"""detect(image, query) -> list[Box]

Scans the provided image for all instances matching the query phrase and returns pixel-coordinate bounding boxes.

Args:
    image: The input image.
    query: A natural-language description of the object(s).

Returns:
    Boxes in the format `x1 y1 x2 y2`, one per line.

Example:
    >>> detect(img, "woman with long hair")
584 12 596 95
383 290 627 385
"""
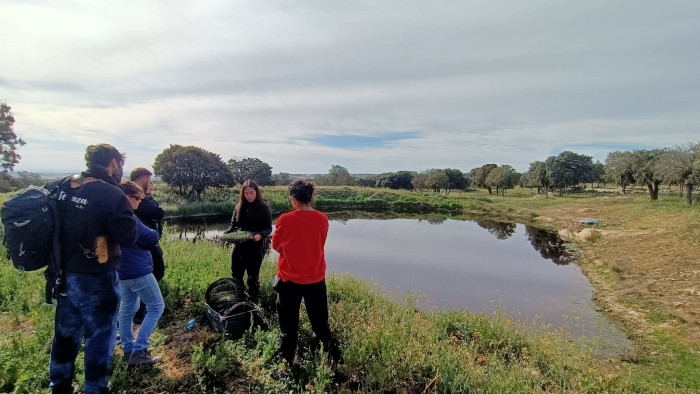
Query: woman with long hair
224 180 272 302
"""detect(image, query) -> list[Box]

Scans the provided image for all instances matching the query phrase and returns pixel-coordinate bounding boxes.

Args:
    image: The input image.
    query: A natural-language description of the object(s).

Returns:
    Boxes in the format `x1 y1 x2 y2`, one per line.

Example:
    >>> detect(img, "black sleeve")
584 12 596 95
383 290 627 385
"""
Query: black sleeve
223 209 239 234
108 193 138 247
135 197 165 221
259 203 273 239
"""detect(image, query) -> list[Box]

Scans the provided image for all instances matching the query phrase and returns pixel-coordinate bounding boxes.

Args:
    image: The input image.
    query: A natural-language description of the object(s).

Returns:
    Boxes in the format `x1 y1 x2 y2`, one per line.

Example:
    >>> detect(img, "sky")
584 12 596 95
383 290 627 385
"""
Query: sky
3 0 699 175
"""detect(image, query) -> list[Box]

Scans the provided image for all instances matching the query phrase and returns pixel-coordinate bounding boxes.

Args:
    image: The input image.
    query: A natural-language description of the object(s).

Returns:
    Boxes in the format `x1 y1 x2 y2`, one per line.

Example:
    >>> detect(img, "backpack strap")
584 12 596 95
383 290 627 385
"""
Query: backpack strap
70 176 103 189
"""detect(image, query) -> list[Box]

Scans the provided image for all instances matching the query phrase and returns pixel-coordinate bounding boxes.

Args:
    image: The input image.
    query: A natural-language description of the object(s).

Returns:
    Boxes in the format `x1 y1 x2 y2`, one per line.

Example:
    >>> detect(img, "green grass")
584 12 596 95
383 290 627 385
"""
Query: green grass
2 236 696 393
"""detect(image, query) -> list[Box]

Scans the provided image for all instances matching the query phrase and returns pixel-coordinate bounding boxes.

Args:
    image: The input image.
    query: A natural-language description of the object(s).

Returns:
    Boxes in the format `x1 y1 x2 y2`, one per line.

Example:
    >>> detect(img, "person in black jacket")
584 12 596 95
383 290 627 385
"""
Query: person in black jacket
130 167 164 277
129 167 165 324
49 144 137 394
224 180 272 302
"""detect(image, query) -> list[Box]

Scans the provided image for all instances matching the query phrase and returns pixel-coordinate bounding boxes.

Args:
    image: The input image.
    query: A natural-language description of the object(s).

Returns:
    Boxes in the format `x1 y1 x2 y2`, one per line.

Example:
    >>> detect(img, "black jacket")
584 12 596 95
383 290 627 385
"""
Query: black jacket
224 200 273 239
134 195 164 237
55 169 137 273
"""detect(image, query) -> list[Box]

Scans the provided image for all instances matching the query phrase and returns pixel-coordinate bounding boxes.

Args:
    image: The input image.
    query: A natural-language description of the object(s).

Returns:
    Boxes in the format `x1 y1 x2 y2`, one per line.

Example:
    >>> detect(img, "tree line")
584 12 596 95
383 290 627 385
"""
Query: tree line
1 102 698 204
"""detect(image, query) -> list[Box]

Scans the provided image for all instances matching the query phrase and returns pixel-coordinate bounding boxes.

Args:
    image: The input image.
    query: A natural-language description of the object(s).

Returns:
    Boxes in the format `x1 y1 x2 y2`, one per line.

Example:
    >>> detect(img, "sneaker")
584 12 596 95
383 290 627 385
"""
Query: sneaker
128 349 161 365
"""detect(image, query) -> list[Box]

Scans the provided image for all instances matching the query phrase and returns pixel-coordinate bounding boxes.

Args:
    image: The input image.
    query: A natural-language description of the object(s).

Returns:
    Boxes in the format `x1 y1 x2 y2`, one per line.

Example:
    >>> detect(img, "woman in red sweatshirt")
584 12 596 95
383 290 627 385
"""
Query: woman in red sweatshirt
271 180 340 364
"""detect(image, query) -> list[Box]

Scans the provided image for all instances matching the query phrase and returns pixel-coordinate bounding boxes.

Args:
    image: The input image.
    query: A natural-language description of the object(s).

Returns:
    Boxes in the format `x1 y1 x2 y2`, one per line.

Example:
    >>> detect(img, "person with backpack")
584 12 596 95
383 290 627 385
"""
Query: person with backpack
223 179 272 303
128 167 165 324
117 180 164 365
49 144 137 394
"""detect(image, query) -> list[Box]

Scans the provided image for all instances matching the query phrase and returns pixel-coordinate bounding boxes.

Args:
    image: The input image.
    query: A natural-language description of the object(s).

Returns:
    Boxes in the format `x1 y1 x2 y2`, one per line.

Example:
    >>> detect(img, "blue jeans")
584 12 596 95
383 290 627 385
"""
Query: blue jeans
118 273 164 354
50 271 119 394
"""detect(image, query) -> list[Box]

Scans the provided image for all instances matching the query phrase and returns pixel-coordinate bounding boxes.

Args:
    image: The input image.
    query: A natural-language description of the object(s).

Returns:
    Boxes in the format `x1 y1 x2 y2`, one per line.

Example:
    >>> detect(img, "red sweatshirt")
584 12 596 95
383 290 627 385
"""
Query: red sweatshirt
272 209 328 284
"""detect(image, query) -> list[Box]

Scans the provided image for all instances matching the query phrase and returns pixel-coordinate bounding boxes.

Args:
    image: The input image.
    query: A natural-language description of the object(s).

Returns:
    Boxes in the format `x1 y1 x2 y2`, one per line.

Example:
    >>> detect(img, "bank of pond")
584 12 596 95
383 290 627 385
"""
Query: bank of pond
0 210 694 392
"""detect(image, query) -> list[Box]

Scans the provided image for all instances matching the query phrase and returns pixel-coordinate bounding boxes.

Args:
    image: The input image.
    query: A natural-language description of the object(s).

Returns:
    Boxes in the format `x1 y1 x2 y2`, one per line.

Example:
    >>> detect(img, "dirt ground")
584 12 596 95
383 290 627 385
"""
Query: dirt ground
527 195 700 348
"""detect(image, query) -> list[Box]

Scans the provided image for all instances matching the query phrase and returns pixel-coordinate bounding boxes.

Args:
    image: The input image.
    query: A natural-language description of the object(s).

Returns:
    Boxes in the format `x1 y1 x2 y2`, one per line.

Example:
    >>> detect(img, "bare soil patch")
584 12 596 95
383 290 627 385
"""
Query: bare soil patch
526 197 700 347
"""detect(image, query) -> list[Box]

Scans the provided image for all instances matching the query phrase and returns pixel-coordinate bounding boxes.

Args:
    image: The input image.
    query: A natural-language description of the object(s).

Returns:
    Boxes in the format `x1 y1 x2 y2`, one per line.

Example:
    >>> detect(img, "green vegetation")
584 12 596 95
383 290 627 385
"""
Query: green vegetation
154 185 471 217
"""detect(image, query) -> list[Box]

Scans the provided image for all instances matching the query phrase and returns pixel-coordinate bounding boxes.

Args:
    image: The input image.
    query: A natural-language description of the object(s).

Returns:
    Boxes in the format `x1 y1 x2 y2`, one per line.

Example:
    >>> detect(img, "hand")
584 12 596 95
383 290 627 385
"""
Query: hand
253 233 262 242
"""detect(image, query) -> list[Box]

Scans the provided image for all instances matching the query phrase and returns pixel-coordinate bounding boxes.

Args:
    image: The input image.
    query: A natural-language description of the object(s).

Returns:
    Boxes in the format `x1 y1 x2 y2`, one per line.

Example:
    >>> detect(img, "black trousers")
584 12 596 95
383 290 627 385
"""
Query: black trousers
275 279 338 363
231 240 265 301
151 244 165 282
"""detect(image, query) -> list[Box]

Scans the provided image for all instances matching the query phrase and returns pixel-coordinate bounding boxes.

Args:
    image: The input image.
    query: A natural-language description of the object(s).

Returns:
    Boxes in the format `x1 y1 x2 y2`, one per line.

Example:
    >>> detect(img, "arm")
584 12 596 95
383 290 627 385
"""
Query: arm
259 203 273 238
135 218 160 248
223 209 239 234
135 197 165 221
253 203 273 241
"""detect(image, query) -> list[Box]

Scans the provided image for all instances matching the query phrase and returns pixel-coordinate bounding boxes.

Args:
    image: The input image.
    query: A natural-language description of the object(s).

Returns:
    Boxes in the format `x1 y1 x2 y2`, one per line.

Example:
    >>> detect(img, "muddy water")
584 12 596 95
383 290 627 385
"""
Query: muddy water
169 214 630 353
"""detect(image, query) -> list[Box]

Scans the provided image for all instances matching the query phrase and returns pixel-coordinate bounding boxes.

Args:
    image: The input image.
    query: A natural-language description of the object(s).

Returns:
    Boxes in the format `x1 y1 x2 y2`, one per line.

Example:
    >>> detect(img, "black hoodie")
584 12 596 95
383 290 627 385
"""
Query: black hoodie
55 168 137 273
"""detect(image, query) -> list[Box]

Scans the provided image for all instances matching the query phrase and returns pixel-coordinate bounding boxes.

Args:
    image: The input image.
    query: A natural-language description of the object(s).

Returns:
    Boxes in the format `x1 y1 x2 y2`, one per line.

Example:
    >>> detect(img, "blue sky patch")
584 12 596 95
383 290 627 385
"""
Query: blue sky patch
312 132 419 149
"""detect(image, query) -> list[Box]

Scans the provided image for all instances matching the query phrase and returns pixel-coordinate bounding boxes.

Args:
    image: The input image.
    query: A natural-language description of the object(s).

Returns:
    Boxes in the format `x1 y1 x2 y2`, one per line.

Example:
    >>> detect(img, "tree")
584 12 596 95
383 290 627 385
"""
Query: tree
655 144 699 204
473 164 498 194
520 161 549 194
0 102 26 172
272 172 292 186
590 161 606 188
485 165 518 197
227 157 273 185
425 169 449 193
326 165 354 186
630 149 664 200
545 151 595 196
604 151 636 194
411 172 430 191
354 175 378 187
16 171 47 187
0 173 23 192
153 145 234 200
376 171 416 190
443 168 469 195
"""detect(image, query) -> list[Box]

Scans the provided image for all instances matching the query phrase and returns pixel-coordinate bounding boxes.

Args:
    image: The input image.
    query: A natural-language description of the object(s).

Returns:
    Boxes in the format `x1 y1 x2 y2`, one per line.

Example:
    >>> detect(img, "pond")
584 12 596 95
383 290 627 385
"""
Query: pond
168 213 629 353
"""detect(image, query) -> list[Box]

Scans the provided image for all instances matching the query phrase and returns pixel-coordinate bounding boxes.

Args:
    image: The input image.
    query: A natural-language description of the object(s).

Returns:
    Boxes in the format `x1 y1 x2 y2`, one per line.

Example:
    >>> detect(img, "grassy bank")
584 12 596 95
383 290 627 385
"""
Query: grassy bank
153 185 470 217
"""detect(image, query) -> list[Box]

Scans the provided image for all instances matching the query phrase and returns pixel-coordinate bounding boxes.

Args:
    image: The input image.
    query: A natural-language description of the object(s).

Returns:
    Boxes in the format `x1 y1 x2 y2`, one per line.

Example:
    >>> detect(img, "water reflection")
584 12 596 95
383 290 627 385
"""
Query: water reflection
475 219 517 240
525 226 576 265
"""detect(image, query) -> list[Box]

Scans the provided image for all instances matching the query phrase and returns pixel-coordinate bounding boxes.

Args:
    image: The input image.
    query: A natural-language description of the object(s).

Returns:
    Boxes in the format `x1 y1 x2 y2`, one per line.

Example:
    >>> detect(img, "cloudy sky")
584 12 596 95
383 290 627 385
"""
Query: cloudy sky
3 0 699 174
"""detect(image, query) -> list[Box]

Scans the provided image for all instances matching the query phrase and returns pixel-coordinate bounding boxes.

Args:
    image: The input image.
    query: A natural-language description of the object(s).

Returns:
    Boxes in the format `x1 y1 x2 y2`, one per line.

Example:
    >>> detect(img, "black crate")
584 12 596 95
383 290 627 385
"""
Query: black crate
205 302 255 339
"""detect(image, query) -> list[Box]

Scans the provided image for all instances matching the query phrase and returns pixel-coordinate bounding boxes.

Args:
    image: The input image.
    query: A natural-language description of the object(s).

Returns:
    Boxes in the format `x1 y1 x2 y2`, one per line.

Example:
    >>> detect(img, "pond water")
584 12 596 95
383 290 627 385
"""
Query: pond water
168 213 629 353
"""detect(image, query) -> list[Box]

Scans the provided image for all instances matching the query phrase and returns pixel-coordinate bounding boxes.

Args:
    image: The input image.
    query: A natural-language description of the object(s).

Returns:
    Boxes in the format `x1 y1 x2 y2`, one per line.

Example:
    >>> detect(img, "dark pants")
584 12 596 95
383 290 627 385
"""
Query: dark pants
151 244 165 282
50 271 120 394
231 240 265 301
275 279 338 363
